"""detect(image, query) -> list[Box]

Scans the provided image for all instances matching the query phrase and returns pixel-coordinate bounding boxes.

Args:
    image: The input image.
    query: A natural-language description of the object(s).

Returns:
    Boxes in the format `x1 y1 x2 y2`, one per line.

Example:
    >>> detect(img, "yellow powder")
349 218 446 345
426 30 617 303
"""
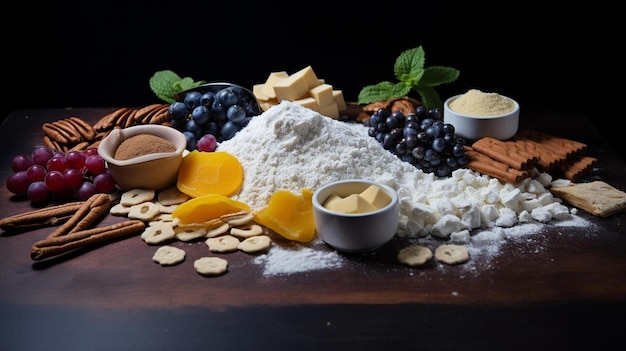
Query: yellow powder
449 89 515 116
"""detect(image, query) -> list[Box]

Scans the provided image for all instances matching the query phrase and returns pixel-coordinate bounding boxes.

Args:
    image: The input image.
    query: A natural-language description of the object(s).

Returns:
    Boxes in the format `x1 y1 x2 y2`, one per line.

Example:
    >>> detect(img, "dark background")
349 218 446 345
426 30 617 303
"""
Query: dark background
4 1 622 159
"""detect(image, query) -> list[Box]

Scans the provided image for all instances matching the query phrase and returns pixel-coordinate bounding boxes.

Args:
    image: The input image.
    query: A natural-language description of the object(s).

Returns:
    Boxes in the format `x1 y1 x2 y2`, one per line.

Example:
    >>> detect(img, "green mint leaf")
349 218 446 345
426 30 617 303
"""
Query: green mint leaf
420 66 461 87
358 45 459 110
394 46 425 86
149 70 182 103
178 77 206 91
413 86 442 111
357 81 411 105
149 70 206 103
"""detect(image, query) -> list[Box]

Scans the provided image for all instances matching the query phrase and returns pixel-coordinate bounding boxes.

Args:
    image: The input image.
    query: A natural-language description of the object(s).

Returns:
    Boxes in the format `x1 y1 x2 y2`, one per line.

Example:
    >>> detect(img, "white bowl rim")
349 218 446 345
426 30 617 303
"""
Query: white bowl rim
313 179 399 217
98 125 187 166
444 94 519 119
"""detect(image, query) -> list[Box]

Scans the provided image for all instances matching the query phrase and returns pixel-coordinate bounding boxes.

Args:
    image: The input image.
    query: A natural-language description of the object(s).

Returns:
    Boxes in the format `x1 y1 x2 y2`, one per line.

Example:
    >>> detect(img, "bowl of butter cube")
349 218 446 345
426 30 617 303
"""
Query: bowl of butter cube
312 179 399 253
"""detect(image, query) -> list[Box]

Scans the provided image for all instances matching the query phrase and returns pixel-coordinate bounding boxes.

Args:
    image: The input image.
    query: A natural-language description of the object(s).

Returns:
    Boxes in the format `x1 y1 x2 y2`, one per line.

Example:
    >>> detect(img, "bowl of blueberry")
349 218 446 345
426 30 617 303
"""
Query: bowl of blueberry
168 83 263 152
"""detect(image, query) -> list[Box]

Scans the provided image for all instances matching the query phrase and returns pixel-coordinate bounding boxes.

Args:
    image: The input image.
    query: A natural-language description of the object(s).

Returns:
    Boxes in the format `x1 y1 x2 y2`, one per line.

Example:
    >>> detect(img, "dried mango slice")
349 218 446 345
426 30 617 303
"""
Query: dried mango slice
253 188 315 243
172 193 250 225
176 150 243 198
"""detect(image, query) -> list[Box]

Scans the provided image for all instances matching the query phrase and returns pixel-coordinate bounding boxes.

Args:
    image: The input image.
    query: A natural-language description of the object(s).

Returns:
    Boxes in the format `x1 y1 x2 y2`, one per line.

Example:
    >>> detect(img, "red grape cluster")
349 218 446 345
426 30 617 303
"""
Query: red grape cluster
6 145 118 204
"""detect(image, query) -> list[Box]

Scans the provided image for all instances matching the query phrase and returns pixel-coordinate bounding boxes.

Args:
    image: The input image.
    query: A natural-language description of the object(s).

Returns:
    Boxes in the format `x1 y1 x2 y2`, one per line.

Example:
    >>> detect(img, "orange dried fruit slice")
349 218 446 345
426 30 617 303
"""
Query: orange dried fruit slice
176 150 243 198
253 188 315 243
172 193 250 225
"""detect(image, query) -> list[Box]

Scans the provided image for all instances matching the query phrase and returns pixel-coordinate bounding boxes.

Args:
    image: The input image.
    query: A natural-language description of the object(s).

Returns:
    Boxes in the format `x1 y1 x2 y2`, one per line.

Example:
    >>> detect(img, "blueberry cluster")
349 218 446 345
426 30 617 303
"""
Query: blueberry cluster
366 106 469 177
168 84 262 151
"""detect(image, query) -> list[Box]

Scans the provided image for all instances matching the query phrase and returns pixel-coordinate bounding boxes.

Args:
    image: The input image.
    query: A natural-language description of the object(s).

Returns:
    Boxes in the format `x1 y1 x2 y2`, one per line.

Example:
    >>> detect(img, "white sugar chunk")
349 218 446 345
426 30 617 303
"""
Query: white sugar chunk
480 204 499 226
431 214 469 239
551 178 572 188
450 229 471 244
522 198 543 212
461 205 482 229
530 206 553 222
526 178 548 194
478 187 499 204
544 202 571 220
451 193 471 209
500 188 521 211
495 207 517 227
518 210 533 223
431 197 456 216
537 192 556 206
535 172 553 187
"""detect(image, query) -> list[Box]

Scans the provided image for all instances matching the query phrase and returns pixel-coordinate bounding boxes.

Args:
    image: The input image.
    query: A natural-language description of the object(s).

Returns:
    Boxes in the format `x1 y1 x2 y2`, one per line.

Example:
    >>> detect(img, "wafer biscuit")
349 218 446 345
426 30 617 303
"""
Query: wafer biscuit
556 156 597 181
463 146 531 183
512 129 587 171
471 137 538 170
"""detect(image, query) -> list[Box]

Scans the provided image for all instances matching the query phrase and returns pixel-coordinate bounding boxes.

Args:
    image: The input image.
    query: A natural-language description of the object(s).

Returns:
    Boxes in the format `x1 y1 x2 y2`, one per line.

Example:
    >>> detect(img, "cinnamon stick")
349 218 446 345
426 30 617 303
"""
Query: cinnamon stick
30 220 145 260
46 193 111 238
0 201 85 232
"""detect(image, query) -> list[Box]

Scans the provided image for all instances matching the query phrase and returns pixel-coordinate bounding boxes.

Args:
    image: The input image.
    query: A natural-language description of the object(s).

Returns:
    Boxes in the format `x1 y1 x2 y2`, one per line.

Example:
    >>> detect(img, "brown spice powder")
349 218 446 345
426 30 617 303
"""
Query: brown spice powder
114 134 176 160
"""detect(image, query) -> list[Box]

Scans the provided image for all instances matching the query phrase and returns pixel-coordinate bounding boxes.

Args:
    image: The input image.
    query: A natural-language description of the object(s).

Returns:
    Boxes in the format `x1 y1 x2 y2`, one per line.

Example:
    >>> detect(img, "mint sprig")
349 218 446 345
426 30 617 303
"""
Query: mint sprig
357 46 460 110
149 70 206 103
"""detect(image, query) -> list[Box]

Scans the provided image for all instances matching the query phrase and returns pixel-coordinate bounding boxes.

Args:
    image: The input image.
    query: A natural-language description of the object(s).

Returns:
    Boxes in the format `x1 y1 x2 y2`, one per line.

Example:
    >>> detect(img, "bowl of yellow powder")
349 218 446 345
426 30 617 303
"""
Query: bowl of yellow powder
443 89 519 141
98 124 187 191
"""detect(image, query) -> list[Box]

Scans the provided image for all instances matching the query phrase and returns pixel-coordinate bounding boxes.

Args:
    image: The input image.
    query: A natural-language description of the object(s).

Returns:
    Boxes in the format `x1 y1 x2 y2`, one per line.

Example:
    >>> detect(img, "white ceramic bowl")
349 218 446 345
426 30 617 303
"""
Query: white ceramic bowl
98 124 187 191
312 179 399 253
443 94 520 141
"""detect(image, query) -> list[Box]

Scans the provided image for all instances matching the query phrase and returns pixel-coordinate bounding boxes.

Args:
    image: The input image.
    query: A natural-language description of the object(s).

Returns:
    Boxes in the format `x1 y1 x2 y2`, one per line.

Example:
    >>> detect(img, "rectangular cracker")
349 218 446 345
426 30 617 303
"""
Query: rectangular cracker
550 181 626 217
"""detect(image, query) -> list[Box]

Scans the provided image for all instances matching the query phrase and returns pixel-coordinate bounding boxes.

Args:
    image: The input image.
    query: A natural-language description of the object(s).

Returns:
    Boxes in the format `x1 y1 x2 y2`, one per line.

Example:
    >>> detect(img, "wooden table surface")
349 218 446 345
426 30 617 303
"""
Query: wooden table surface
1 107 625 350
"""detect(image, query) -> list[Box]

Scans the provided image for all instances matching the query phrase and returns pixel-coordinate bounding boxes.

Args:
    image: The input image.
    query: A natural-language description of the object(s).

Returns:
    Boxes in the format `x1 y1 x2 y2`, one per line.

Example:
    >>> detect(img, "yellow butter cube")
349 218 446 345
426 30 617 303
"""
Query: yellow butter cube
327 194 377 214
260 71 289 99
309 84 334 109
293 96 318 111
333 90 347 111
318 102 339 119
359 185 391 209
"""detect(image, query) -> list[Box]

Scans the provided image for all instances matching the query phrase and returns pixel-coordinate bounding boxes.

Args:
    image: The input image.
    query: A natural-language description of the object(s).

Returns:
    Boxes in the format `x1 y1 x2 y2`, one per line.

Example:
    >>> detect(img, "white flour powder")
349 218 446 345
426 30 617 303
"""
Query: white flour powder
217 101 585 275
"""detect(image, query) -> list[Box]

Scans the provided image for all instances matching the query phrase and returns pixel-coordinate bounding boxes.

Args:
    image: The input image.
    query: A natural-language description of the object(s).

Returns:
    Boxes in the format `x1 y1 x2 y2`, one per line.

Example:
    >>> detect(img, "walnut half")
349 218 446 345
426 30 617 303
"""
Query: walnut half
357 96 422 123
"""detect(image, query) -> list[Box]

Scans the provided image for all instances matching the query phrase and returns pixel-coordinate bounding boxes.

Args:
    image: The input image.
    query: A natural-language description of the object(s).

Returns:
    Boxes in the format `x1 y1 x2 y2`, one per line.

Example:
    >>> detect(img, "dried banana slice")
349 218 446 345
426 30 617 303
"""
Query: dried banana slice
174 224 207 242
152 245 186 266
121 188 155 206
206 235 240 253
397 245 433 267
194 257 228 276
237 235 271 253
141 223 176 245
128 201 160 221
230 224 264 238
434 244 469 265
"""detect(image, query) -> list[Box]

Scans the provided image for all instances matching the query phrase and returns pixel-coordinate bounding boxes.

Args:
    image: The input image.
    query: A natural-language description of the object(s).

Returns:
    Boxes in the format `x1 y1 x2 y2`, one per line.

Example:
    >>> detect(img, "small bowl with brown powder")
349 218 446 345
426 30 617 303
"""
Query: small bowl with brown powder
98 124 187 191
443 89 520 141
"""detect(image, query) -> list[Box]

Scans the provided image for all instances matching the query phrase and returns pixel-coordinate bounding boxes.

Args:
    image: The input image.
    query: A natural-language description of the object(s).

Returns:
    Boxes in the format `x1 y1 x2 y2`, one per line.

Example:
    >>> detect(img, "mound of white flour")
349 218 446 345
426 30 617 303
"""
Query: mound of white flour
217 101 573 239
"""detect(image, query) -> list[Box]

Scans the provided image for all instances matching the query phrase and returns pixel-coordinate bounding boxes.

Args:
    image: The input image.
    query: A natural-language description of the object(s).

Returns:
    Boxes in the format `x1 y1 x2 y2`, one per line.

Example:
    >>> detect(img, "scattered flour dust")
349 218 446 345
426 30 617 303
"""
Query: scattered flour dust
217 101 595 276
253 239 343 276
457 215 595 274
